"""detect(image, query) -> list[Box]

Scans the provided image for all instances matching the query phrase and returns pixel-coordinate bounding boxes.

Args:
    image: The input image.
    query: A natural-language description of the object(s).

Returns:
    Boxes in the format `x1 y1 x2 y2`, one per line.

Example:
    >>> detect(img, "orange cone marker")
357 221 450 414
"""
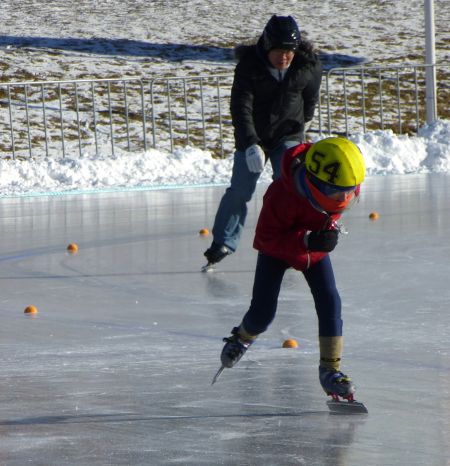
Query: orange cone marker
67 243 79 253
24 305 38 315
282 339 299 348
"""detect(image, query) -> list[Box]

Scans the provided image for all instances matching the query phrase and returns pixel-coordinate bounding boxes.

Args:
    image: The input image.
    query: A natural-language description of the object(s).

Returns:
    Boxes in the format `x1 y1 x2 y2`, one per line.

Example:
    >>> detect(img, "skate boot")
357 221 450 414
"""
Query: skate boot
220 327 255 368
319 366 356 401
204 242 232 265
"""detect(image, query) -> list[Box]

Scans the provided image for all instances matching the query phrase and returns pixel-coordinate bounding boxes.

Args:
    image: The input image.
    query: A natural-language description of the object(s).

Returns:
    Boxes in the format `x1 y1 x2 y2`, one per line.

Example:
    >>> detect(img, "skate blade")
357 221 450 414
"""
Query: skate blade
211 365 225 385
327 399 368 414
201 262 215 273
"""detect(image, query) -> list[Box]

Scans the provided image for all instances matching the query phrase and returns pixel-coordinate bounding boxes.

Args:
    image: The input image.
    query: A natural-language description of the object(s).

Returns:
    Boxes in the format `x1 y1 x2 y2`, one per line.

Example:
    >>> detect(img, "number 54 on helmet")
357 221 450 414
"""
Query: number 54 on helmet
301 137 366 213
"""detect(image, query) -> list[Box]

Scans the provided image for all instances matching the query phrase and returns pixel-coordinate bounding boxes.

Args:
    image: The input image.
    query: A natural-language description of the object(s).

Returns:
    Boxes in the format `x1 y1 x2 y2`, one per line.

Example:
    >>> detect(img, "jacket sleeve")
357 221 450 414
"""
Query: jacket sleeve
302 58 323 123
230 65 260 150
254 187 309 261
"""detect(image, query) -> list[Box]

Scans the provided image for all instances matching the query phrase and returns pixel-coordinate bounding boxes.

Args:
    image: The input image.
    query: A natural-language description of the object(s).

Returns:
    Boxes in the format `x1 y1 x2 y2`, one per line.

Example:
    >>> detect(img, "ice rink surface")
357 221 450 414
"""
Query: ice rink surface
0 174 449 466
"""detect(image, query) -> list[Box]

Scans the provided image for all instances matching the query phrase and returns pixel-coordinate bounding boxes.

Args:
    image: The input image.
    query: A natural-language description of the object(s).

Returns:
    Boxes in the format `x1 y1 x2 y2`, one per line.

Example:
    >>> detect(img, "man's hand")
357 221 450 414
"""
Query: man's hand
245 144 265 173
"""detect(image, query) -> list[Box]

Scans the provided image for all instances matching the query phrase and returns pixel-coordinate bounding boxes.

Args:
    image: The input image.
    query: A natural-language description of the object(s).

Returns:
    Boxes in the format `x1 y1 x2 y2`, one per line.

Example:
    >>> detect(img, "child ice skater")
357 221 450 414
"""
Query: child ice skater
218 137 366 400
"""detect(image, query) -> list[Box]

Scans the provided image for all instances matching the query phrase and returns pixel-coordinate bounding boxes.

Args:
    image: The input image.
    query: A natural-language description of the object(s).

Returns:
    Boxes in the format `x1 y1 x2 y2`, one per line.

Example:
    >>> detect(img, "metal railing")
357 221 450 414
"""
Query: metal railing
322 63 449 136
148 74 234 157
0 63 448 160
0 77 147 159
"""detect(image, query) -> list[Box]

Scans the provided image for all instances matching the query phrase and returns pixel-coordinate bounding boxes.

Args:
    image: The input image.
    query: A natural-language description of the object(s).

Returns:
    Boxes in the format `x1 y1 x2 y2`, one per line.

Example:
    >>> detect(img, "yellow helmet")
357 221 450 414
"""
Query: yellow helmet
305 137 366 187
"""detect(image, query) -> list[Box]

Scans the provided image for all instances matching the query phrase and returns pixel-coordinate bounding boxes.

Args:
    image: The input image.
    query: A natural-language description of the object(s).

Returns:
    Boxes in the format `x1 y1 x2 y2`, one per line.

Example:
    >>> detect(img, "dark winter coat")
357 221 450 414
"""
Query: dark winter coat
253 143 340 271
230 39 322 151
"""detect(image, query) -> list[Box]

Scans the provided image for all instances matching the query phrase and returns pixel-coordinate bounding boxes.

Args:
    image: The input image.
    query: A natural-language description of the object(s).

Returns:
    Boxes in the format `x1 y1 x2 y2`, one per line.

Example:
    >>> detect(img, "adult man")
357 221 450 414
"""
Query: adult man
204 15 323 267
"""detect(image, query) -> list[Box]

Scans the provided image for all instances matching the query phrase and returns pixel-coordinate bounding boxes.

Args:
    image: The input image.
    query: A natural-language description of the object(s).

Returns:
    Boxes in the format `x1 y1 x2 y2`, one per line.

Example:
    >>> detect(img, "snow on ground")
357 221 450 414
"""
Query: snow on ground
0 1 449 196
0 119 449 197
0 0 449 80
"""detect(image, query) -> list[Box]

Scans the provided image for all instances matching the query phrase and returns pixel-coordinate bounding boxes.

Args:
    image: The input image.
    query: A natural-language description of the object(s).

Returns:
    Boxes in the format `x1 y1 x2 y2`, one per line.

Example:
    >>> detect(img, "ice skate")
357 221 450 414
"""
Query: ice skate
211 327 255 385
319 365 355 400
220 327 254 368
319 366 368 414
202 242 232 271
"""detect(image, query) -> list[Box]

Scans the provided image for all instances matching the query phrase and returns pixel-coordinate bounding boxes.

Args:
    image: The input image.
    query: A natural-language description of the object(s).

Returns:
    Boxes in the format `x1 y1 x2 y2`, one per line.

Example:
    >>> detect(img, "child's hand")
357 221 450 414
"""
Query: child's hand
306 230 338 252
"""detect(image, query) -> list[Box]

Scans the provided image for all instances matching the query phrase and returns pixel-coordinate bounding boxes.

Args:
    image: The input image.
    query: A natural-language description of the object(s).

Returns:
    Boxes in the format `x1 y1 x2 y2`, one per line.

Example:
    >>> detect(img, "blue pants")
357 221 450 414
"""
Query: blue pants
211 141 298 252
242 253 342 337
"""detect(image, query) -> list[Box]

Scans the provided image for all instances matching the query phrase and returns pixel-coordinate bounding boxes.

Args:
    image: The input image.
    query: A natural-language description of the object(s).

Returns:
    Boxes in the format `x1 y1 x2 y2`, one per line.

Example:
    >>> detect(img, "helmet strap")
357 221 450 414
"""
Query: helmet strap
295 165 327 214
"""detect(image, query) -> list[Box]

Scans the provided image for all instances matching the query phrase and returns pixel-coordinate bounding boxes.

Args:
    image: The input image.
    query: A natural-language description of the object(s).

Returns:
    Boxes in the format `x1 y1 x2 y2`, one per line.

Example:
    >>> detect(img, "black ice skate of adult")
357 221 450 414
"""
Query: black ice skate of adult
201 261 216 272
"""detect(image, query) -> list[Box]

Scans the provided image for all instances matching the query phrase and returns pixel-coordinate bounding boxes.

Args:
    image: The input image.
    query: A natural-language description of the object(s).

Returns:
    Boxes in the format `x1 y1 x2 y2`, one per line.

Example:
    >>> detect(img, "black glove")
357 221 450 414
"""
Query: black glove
306 230 339 252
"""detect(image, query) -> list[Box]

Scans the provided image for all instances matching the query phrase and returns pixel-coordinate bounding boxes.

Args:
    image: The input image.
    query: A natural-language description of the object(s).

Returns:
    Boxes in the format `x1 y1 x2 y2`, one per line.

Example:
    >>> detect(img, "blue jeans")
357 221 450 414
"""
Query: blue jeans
212 141 299 252
242 253 342 337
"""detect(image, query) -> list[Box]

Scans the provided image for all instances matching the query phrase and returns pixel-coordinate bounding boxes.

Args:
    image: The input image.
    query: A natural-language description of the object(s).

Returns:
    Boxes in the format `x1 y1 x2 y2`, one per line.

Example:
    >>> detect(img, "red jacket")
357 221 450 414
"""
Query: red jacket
253 143 341 271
